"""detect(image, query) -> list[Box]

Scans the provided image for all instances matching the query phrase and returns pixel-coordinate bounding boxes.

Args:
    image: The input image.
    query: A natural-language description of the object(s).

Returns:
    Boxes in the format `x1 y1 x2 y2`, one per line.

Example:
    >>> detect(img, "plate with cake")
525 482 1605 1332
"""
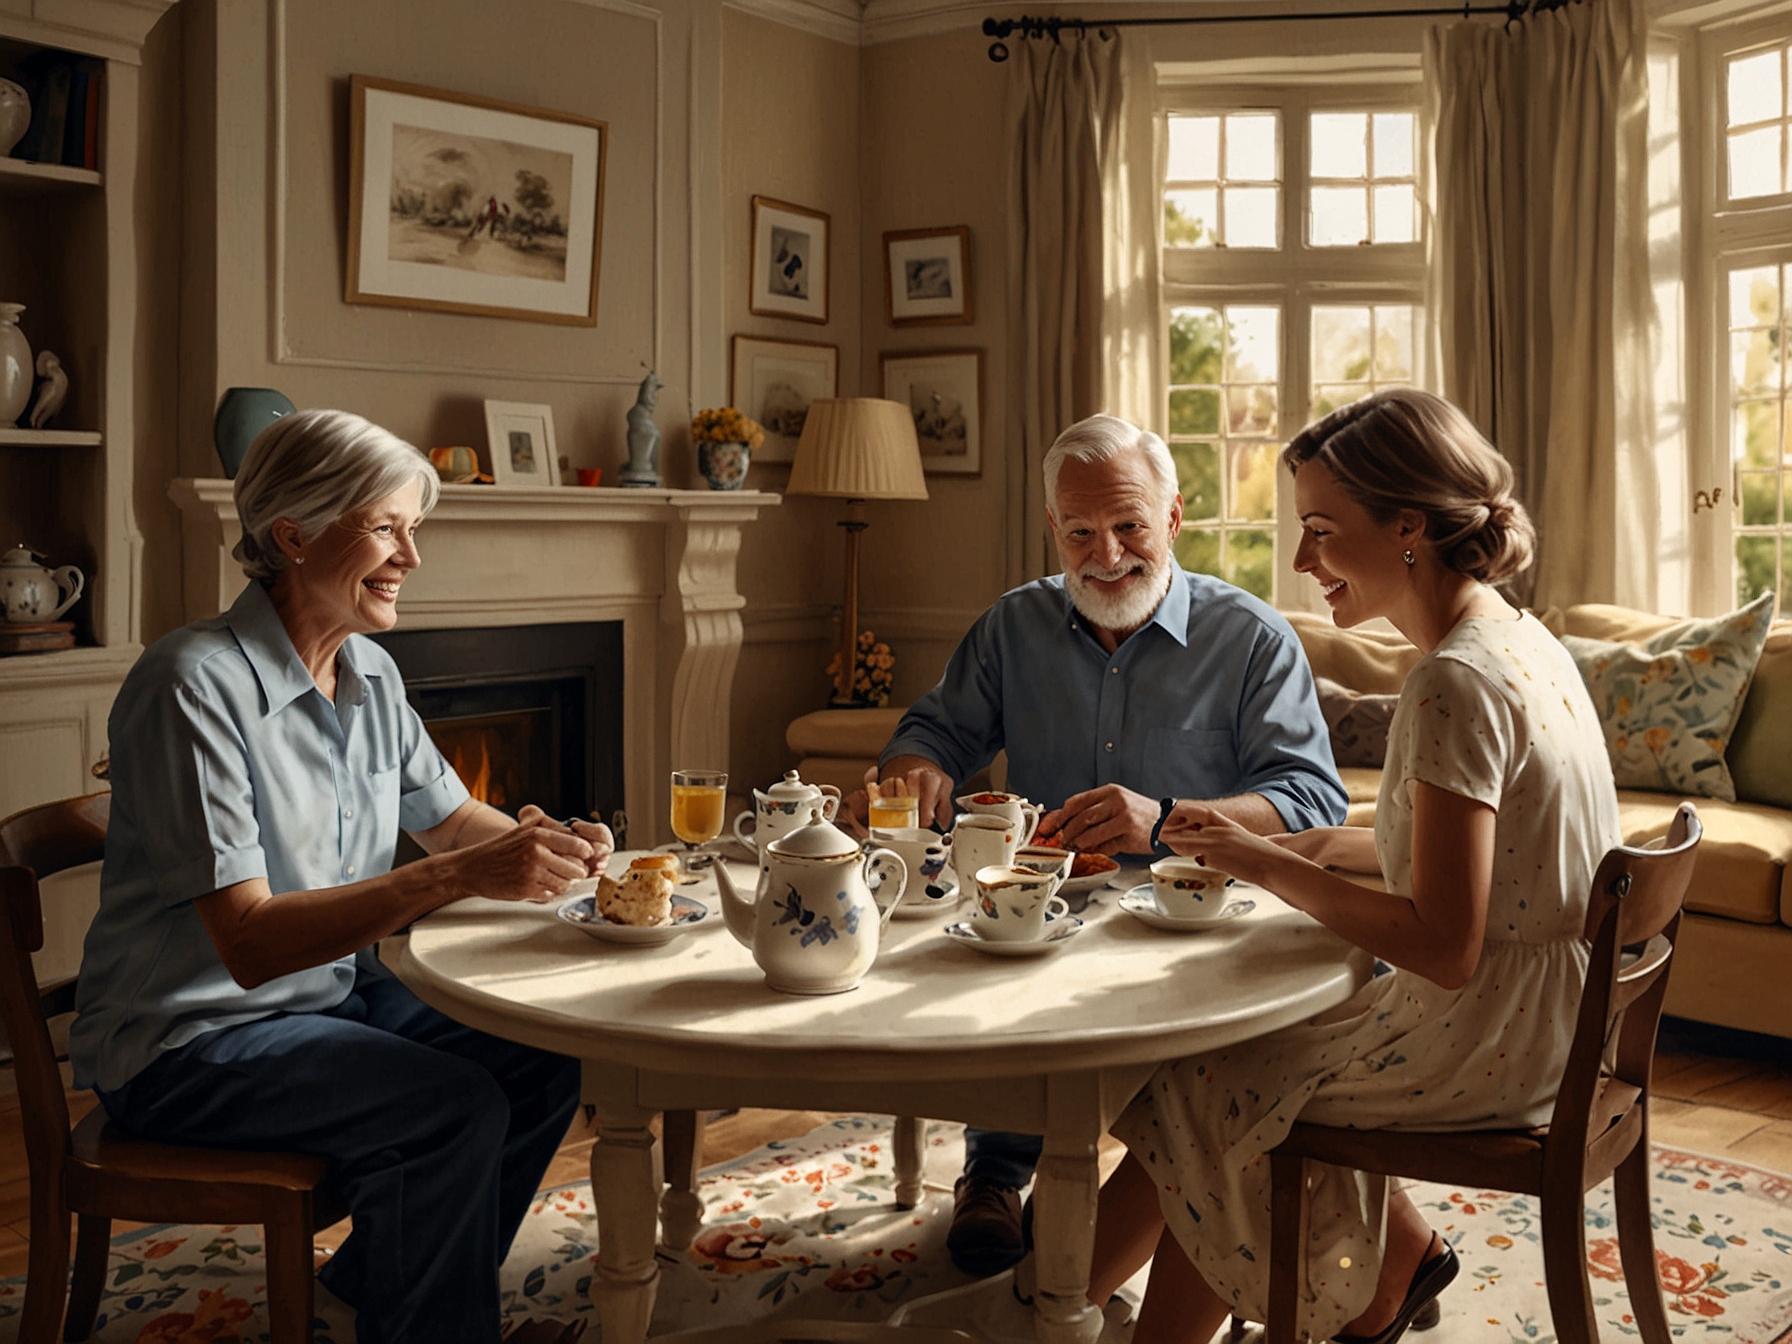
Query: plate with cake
557 854 716 945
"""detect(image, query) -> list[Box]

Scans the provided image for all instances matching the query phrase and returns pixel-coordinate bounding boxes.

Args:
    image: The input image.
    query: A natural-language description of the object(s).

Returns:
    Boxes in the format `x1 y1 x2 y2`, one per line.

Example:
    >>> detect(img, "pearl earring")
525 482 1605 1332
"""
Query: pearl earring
293 556 305 565
1402 549 1415 567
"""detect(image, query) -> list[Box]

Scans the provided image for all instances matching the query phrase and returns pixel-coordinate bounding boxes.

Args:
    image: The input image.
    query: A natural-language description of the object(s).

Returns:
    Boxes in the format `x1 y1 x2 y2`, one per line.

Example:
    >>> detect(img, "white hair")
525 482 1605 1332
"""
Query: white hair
1041 414 1179 519
232 409 440 582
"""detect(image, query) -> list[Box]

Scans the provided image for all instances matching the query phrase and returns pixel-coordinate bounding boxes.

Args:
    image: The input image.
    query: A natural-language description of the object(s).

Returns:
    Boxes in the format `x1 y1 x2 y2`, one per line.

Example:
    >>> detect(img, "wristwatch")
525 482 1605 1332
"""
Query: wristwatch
1149 796 1178 853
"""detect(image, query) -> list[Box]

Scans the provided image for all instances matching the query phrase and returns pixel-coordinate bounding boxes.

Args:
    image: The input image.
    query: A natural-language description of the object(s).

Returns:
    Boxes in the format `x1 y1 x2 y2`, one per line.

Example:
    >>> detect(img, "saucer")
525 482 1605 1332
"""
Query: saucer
1060 854 1122 895
557 892 714 945
890 877 962 920
1118 884 1253 932
942 913 1084 957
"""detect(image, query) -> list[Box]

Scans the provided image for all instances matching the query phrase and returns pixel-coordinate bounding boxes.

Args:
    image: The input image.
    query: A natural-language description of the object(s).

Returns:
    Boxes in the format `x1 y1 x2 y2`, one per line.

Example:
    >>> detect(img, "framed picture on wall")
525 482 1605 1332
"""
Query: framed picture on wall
884 226 973 326
749 196 830 324
881 349 983 477
731 335 839 463
346 75 608 326
484 399 560 488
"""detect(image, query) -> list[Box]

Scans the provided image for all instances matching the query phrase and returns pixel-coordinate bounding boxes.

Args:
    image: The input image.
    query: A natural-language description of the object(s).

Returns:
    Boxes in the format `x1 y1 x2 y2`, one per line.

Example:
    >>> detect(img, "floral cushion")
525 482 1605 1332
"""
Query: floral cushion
1313 676 1399 768
1559 591 1777 801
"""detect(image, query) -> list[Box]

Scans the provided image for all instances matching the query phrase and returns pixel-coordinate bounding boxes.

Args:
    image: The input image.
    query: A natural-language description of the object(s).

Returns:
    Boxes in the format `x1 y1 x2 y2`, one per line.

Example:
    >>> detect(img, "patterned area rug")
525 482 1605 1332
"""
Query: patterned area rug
0 1121 1786 1343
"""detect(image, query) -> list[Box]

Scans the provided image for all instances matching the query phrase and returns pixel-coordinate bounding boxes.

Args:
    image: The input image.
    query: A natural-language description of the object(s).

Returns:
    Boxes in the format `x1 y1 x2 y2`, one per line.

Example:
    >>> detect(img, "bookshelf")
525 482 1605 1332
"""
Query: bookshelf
0 2 175 821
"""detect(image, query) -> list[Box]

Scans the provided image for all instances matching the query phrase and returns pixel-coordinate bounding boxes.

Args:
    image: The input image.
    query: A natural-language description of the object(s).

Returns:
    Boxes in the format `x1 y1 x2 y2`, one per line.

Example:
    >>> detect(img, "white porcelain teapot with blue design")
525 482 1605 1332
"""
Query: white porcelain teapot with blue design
714 807 909 995
0 546 83 624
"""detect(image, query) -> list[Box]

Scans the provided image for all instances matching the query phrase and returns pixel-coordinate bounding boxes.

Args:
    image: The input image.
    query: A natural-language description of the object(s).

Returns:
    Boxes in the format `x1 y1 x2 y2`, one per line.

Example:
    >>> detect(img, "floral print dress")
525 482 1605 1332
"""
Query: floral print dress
1114 612 1621 1337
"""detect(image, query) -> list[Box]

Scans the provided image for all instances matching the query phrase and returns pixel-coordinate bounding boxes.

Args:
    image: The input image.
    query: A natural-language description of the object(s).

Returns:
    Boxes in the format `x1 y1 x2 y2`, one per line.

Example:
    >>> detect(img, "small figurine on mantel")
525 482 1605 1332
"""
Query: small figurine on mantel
619 368 663 488
27 351 67 430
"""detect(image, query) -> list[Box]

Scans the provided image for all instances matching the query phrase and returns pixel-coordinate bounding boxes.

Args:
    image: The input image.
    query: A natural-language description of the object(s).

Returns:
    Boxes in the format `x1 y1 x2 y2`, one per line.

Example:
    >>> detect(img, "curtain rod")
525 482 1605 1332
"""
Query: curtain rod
981 0 1552 59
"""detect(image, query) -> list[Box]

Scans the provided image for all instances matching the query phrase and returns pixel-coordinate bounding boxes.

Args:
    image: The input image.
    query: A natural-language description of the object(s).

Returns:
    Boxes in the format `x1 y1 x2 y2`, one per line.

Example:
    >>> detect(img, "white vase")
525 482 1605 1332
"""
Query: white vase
0 80 28 158
0 305 31 425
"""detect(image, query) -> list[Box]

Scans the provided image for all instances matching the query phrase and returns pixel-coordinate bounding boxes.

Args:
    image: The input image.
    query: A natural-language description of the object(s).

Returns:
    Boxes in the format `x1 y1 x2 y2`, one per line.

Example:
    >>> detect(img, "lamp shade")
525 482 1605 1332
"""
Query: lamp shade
786 398 929 501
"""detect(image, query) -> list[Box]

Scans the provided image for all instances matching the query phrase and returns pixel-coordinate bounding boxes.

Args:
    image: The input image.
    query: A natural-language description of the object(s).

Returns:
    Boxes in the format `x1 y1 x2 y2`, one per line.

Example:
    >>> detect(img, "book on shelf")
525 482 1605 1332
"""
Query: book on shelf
62 59 103 170
12 53 73 166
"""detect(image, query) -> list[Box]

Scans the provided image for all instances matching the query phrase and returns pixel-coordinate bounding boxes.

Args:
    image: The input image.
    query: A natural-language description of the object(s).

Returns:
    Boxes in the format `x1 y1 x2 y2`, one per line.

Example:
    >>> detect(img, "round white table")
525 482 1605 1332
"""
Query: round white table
392 859 1373 1343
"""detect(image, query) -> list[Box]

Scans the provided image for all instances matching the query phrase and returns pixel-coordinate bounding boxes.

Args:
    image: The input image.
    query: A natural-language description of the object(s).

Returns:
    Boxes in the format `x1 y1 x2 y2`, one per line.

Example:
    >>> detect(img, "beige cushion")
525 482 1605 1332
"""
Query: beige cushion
785 708 909 759
1614 792 1792 925
1728 619 1792 810
1285 612 1422 696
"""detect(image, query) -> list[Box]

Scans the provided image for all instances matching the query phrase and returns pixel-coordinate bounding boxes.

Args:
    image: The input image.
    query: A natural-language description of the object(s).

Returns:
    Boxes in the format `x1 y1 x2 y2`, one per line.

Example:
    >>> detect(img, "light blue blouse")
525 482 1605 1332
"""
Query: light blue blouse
882 569 1348 845
70 581 470 1092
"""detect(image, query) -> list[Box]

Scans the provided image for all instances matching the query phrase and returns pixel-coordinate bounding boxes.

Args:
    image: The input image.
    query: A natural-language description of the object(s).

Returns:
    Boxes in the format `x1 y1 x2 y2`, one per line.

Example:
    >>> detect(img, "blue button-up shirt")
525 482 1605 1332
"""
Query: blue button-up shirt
882 570 1347 842
70 581 470 1092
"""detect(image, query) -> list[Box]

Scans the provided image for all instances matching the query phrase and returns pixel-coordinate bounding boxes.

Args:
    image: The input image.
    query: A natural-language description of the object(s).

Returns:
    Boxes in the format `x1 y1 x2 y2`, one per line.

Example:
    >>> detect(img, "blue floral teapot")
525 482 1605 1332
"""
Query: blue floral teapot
714 807 907 995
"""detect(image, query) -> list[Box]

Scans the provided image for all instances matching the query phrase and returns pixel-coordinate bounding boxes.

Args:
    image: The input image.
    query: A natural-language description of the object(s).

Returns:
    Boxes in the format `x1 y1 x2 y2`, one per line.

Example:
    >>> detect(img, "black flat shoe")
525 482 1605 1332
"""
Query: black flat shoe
1333 1243 1459 1344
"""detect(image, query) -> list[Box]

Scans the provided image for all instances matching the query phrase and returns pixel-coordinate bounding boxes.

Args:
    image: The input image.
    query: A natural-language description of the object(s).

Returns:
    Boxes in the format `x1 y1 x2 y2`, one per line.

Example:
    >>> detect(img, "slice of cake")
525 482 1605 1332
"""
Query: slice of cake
597 867 675 927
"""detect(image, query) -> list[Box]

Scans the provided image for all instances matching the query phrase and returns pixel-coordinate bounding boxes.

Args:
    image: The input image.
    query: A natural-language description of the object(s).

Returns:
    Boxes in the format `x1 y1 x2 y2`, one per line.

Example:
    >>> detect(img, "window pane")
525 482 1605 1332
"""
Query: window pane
1728 49 1782 126
1737 533 1778 606
1311 383 1366 417
1176 528 1221 575
1735 399 1780 469
1372 184 1416 243
1224 529 1275 600
1228 384 1277 437
1372 112 1415 177
1166 189 1219 247
1313 307 1371 382
1173 442 1221 520
1374 307 1414 380
1729 125 1783 198
1169 388 1221 436
1226 115 1278 181
1732 329 1782 398
1310 113 1367 178
1227 308 1281 381
1230 444 1278 521
1311 187 1367 247
1168 115 1221 181
1740 470 1781 525
1225 187 1279 247
1169 307 1225 385
1731 266 1781 327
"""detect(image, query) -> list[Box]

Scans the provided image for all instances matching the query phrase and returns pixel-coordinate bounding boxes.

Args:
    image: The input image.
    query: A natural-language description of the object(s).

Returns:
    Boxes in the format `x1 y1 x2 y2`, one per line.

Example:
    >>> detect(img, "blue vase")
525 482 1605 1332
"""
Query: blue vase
213 387 297 478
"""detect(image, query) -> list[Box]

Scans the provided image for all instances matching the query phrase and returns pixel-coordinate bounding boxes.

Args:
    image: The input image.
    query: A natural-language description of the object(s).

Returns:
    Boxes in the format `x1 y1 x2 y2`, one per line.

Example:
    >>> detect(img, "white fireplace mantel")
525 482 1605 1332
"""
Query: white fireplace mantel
168 479 780 845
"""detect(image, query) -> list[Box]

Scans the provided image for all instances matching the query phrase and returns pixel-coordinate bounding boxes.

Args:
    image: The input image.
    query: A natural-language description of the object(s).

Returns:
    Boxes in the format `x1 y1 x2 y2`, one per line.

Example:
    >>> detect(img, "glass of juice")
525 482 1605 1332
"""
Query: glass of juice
868 791 919 831
670 769 728 862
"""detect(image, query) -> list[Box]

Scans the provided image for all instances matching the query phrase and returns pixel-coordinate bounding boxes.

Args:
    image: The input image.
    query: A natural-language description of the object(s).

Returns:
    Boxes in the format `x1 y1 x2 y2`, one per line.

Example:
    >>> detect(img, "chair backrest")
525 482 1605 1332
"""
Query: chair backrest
1544 801 1701 1187
0 792 110 1190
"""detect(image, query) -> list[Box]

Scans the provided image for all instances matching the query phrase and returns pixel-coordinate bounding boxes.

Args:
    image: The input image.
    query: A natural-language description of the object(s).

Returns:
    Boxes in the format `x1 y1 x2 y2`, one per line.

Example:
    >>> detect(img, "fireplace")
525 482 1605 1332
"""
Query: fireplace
371 622 626 842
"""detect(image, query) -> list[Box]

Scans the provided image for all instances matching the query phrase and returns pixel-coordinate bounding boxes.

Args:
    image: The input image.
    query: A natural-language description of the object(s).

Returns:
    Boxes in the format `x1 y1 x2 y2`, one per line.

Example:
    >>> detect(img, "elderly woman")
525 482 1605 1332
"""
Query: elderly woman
69 410 608 1344
1088 389 1621 1344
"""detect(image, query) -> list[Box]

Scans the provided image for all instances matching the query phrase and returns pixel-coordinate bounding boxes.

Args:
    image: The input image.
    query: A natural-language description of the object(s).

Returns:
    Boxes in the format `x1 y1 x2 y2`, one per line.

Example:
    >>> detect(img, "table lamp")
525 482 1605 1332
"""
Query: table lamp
786 398 928 707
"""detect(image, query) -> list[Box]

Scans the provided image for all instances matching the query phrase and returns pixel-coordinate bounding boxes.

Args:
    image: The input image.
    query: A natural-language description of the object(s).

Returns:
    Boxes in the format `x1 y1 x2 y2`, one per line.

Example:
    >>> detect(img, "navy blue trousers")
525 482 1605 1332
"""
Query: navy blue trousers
96 970 581 1344
963 1127 1044 1188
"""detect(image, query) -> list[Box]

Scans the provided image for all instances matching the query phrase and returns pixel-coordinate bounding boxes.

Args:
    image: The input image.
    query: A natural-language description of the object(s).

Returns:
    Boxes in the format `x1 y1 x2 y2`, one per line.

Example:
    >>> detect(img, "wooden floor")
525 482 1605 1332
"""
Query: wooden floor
0 1017 1786 1283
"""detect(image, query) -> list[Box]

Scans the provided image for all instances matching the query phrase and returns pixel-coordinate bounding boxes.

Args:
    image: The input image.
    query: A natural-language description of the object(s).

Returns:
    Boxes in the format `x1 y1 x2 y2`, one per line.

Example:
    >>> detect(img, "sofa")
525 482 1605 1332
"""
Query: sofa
1287 604 1792 1043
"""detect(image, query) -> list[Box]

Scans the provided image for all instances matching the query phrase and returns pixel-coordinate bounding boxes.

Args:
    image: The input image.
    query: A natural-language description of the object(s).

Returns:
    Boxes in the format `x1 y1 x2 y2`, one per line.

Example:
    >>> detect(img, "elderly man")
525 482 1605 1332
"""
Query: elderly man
876 413 1347 1274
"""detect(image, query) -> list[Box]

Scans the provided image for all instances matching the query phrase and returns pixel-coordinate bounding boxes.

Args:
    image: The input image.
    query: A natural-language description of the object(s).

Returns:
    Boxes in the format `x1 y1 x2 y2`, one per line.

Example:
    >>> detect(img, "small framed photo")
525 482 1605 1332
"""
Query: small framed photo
483 400 560 488
731 335 840 463
346 75 607 326
881 349 984 477
750 196 829 325
885 226 973 327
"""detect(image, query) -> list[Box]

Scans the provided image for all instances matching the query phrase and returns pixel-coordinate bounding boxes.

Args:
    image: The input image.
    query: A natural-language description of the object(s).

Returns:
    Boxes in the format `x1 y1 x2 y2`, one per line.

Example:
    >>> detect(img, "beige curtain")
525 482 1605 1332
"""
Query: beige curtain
1005 30 1125 585
1425 0 1656 610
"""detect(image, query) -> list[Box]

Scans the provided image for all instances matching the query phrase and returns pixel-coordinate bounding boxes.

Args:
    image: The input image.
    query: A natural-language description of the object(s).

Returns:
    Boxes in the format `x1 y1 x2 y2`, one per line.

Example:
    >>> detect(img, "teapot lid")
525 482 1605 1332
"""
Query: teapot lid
762 769 820 802
765 807 859 859
2 545 42 566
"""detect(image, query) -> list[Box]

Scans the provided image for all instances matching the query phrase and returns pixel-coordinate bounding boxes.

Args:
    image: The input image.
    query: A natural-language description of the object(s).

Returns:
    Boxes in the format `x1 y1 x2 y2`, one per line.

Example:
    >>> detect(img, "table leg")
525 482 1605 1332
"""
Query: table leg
893 1115 926 1210
1031 1083 1105 1343
589 1093 660 1342
660 1108 706 1251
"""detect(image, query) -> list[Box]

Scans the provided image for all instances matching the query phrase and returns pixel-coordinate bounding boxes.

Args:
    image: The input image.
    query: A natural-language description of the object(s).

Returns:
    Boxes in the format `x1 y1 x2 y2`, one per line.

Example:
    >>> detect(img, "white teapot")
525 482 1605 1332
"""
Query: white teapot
733 770 842 864
0 546 83 624
714 807 908 995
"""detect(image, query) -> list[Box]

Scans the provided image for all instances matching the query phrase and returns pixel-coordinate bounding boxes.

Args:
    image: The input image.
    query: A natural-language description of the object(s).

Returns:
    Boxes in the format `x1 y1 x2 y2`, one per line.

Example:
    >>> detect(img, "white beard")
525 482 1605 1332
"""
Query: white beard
1063 558 1173 635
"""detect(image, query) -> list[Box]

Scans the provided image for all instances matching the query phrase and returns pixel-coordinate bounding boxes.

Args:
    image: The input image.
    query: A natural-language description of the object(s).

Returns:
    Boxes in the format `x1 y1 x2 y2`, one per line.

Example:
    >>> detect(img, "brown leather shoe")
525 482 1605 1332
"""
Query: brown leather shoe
946 1175 1027 1275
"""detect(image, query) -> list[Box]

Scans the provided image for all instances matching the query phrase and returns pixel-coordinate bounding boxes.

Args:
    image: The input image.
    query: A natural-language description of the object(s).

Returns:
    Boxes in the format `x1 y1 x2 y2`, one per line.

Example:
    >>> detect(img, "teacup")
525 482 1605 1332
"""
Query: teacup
949 813 1022 885
871 826 955 908
954 790 1043 845
1149 856 1236 923
972 864 1071 942
1013 844 1073 886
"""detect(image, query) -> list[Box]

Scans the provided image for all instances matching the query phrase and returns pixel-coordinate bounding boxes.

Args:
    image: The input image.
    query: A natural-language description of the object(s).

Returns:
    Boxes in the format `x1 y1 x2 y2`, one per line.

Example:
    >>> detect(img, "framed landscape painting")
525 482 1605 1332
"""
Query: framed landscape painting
881 349 983 476
749 196 829 324
885 226 973 326
347 75 607 325
731 335 839 463
484 400 560 488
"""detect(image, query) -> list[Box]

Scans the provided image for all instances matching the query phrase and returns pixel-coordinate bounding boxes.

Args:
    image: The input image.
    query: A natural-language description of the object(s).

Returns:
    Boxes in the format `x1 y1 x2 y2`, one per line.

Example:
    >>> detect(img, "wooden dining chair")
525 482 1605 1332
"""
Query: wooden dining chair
1263 802 1703 1344
0 792 346 1344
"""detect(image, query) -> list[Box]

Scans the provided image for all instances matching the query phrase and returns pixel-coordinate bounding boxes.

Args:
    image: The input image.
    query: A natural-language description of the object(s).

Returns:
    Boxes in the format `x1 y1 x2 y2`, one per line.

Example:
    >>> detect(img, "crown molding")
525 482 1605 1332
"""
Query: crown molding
0 0 179 62
862 0 996 44
723 0 867 45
